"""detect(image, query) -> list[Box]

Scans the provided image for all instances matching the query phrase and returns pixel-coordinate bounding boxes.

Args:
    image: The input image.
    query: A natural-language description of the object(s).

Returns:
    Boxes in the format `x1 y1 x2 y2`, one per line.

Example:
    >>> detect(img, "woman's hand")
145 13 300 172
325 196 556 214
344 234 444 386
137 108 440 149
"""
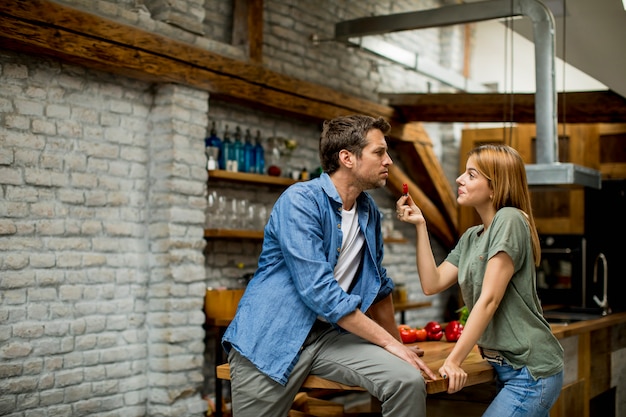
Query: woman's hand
438 360 468 394
395 194 426 226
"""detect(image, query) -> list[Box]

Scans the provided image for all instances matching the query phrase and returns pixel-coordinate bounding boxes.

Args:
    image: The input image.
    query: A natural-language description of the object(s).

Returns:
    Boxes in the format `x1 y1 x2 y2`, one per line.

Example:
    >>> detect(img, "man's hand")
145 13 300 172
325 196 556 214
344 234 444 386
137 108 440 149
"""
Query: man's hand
384 341 438 381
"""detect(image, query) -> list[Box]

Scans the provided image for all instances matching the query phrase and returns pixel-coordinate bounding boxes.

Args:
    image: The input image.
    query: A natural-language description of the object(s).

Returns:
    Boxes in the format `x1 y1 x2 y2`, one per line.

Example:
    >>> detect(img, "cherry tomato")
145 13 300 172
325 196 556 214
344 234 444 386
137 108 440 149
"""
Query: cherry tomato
414 328 428 342
399 328 418 344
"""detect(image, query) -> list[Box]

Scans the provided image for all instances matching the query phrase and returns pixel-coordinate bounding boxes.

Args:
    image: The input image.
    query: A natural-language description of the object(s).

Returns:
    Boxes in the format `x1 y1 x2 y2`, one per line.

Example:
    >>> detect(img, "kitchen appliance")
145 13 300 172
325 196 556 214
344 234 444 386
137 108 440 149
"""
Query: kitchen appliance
584 179 626 313
536 234 586 307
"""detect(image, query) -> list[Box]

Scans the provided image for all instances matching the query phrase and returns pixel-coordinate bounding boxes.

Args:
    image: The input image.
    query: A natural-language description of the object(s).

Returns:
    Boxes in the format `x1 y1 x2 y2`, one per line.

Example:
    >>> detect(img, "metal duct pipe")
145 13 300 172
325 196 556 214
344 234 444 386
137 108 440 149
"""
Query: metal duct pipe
335 0 557 164
335 1 601 188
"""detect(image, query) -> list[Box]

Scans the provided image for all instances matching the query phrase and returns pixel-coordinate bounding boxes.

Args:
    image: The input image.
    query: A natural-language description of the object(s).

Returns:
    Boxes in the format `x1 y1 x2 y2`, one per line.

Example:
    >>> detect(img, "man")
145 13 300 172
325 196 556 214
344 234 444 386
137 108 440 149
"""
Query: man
222 114 436 416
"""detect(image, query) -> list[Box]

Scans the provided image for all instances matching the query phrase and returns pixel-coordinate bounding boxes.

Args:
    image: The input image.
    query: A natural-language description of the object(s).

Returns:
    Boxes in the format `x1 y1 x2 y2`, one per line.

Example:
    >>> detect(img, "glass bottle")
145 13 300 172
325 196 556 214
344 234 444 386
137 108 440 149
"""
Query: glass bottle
243 129 255 173
205 121 222 170
233 126 244 172
254 130 265 175
222 125 235 172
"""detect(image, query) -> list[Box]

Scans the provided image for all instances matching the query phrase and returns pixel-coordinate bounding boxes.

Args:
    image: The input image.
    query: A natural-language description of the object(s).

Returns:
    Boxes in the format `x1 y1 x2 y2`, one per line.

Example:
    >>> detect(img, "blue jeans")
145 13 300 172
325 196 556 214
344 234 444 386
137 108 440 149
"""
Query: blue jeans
483 362 563 417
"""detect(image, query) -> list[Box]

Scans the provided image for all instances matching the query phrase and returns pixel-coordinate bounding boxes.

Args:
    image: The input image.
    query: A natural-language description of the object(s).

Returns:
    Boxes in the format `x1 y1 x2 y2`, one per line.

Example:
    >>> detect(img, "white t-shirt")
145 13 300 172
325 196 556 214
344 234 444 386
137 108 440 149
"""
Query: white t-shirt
334 202 365 292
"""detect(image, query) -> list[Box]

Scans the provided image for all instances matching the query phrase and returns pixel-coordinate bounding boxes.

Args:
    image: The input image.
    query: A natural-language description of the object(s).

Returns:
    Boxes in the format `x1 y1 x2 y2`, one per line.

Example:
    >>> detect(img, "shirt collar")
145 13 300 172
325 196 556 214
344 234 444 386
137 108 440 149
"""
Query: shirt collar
319 172 371 214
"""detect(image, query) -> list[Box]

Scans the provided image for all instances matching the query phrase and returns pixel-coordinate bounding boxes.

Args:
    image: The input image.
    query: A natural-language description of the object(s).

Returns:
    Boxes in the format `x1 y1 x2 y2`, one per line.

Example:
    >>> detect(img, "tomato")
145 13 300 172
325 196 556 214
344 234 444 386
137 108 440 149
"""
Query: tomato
398 324 411 331
414 328 427 342
444 320 464 342
424 321 444 341
268 165 281 176
399 327 418 344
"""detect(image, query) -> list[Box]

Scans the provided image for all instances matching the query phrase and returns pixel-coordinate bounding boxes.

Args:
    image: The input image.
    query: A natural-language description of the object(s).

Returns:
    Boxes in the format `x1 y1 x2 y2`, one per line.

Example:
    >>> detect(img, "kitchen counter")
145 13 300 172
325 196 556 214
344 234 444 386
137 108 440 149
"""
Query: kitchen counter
548 311 626 417
428 312 626 417
216 342 494 395
215 313 626 416
549 311 626 339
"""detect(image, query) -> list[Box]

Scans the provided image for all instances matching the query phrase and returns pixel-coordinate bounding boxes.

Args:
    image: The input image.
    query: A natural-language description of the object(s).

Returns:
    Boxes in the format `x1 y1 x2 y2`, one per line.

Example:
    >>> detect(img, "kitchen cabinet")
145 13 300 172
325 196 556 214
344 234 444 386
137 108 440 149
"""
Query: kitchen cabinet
425 313 626 417
597 124 626 179
459 124 626 235
549 312 626 417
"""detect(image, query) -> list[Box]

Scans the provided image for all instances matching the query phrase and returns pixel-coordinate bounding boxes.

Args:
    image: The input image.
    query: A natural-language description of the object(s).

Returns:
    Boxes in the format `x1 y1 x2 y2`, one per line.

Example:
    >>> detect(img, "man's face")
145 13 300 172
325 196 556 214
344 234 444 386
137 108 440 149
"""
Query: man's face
352 129 393 190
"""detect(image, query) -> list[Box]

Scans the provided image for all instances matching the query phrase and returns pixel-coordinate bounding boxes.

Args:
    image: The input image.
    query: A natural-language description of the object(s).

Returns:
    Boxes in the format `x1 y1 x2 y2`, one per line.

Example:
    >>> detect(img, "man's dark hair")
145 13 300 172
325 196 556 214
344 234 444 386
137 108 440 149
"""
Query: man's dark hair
319 115 391 174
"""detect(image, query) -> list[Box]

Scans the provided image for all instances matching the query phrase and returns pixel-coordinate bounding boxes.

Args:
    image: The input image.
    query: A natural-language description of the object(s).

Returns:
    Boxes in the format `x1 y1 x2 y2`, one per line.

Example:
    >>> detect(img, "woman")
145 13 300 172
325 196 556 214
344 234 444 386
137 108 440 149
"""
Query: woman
397 144 563 417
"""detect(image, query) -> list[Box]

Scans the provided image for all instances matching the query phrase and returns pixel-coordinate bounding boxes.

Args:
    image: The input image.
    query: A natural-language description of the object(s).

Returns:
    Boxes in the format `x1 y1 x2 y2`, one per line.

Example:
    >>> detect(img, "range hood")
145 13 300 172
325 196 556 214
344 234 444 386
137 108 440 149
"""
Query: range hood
335 0 602 189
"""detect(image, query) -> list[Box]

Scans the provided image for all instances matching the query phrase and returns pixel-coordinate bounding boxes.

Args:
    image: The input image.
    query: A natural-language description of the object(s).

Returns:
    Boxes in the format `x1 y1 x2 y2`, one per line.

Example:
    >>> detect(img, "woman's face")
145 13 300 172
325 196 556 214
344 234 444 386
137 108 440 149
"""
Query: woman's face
455 155 492 208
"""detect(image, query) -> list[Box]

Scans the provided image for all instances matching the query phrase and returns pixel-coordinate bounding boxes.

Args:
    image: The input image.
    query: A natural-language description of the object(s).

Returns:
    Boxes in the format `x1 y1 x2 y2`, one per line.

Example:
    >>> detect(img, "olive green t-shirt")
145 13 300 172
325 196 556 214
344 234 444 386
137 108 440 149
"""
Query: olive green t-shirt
445 207 563 379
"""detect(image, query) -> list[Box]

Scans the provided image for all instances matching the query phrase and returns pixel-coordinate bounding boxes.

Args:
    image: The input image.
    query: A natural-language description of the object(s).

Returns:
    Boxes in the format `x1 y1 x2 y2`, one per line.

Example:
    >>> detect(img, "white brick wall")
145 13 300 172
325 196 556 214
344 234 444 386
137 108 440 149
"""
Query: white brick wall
1 0 465 415
0 54 208 415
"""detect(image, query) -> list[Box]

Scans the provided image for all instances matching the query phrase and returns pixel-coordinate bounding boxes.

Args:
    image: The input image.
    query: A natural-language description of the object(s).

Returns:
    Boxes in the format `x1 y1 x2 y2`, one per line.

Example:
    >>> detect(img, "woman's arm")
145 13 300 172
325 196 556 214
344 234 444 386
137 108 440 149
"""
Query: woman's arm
439 251 515 393
397 195 459 294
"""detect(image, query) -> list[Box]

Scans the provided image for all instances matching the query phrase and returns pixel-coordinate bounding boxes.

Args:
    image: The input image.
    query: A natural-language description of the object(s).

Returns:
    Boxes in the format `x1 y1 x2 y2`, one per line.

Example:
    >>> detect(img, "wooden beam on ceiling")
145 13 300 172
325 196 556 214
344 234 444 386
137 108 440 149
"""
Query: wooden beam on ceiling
233 0 264 64
0 0 393 123
388 123 458 233
382 91 626 123
0 0 460 248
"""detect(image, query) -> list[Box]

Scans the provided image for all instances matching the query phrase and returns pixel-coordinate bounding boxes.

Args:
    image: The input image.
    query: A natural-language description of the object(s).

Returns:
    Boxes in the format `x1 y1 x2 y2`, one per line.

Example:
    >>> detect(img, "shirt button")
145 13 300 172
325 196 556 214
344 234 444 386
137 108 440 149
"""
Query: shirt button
337 248 341 253
337 223 341 229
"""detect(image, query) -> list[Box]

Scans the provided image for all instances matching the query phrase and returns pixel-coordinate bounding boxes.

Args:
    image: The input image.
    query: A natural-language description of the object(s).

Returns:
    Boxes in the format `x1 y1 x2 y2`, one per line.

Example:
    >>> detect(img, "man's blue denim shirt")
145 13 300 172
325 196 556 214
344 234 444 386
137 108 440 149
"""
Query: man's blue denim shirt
222 173 394 385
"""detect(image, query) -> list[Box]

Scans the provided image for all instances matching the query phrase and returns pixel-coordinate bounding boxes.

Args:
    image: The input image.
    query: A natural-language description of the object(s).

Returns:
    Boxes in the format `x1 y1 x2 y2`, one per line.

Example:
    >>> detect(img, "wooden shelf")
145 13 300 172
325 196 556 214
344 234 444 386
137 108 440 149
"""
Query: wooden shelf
208 169 298 187
384 236 408 244
206 170 409 244
204 229 264 239
393 301 432 312
205 228 407 244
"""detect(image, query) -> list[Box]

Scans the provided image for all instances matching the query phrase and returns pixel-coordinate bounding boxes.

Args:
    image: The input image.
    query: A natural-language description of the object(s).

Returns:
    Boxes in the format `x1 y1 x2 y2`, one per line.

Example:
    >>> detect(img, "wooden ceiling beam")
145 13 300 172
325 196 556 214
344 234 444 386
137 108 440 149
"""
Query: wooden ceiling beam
0 0 394 123
389 123 458 232
233 0 264 64
0 0 462 247
382 91 626 123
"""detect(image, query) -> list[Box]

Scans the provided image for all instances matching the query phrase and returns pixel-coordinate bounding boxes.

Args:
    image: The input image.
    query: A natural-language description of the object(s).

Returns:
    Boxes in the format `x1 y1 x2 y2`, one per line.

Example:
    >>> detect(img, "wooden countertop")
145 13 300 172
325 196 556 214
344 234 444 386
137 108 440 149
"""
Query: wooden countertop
214 312 626 401
550 311 626 339
216 341 494 395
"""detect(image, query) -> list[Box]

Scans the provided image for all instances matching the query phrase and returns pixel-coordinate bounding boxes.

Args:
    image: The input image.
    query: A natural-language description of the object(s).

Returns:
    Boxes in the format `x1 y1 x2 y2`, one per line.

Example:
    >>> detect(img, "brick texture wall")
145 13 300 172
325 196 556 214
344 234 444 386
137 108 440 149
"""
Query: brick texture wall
1 0 466 415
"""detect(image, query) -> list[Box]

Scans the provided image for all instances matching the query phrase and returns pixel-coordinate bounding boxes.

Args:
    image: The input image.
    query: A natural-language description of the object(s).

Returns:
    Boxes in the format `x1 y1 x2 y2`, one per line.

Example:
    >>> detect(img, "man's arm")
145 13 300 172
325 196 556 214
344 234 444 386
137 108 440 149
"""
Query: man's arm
366 293 401 342
337 308 437 379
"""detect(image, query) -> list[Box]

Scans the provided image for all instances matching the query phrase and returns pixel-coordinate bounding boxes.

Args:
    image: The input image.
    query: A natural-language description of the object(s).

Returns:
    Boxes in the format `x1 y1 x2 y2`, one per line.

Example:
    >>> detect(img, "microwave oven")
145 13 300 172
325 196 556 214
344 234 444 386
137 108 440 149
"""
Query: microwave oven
536 234 586 307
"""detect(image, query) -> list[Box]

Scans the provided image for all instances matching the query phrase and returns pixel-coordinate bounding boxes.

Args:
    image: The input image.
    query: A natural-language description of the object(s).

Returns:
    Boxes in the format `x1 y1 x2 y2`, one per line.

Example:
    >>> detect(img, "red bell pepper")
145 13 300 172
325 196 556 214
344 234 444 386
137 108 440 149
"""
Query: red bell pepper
424 321 444 341
444 320 464 342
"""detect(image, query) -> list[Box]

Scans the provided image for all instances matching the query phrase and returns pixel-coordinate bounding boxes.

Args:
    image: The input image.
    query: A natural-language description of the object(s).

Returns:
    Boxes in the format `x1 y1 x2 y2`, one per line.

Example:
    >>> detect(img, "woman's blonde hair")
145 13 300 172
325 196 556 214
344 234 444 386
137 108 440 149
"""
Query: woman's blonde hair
467 144 541 266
